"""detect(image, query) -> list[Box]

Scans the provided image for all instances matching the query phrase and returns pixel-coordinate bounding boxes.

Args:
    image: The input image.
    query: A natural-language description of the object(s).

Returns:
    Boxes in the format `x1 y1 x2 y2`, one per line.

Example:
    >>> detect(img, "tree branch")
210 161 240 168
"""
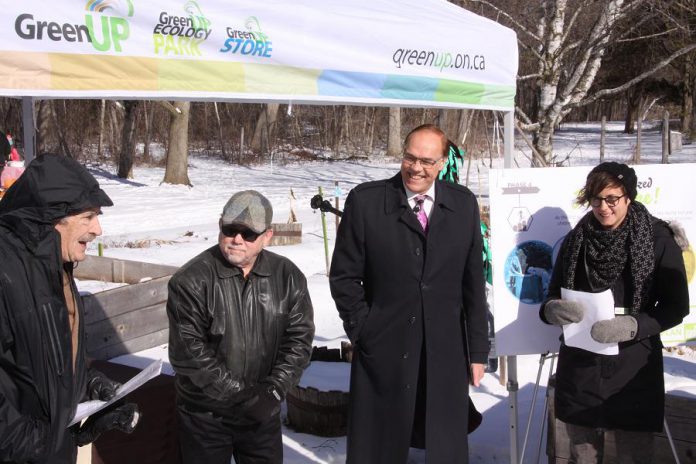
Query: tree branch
617 28 678 43
515 106 538 130
159 101 182 116
518 73 542 81
573 43 696 108
515 119 548 167
469 0 541 43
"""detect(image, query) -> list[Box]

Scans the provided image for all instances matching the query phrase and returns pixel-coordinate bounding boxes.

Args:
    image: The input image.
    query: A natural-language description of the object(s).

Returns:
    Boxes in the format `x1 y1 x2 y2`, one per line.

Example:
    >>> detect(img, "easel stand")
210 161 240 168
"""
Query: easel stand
507 353 556 464
507 353 682 464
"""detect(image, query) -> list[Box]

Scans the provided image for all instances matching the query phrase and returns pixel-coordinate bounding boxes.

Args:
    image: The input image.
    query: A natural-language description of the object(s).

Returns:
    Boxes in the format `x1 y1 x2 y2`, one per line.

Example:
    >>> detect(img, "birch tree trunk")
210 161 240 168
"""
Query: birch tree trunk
531 0 626 163
473 0 696 165
163 101 192 186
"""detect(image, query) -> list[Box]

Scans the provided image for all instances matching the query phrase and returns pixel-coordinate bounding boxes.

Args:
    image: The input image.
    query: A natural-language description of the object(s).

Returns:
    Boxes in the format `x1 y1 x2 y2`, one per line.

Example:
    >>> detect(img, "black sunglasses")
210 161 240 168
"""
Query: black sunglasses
220 224 264 242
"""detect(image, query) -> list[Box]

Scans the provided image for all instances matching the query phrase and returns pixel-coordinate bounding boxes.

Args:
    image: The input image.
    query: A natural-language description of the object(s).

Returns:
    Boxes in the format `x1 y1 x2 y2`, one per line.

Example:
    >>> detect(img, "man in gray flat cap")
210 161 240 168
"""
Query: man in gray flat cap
167 190 314 464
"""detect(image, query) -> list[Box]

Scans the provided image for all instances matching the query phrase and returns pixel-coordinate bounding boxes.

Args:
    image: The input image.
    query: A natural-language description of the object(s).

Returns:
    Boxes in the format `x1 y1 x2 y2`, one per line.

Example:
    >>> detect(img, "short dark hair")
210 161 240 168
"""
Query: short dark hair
403 124 448 157
576 170 623 206
577 162 638 205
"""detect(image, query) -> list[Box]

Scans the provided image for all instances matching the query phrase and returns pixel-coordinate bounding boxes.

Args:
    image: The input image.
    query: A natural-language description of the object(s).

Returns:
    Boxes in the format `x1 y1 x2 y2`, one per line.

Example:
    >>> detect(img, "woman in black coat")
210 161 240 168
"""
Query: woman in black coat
540 162 689 463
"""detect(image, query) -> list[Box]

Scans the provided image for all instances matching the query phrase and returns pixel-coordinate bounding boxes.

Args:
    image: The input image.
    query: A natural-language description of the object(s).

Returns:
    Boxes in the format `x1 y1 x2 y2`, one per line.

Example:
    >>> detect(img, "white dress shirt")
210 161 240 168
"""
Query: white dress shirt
404 182 436 219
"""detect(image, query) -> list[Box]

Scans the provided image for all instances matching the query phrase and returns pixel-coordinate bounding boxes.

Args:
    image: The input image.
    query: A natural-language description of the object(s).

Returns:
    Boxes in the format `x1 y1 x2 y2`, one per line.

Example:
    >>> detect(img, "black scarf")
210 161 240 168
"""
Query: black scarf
561 202 655 316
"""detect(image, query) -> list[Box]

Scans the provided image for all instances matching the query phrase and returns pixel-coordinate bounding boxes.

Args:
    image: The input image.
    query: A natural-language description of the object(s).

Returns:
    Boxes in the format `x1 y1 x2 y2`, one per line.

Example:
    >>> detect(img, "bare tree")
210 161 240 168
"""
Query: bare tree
684 52 696 138
251 103 280 154
162 101 192 186
213 102 227 158
97 100 106 159
387 108 402 157
117 101 139 179
471 0 696 164
141 101 156 162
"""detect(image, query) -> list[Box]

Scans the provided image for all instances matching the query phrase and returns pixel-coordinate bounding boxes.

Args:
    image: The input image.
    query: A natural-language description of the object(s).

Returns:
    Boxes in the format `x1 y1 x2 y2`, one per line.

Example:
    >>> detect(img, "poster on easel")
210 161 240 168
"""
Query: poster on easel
489 164 696 356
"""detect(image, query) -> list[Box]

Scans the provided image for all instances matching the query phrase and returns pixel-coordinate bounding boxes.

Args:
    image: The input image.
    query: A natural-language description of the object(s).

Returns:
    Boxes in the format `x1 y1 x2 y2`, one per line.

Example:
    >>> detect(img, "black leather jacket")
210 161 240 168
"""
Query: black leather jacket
167 246 314 414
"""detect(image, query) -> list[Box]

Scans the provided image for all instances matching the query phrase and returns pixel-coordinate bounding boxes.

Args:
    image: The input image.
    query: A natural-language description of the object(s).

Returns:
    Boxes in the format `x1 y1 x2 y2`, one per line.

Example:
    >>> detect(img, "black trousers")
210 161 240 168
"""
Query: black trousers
177 405 282 464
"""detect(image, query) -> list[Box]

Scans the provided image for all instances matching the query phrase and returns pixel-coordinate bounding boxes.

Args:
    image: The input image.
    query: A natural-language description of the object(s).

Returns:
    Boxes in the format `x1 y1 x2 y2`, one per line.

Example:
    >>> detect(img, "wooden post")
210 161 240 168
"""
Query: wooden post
334 181 340 231
499 355 507 386
600 116 606 163
241 126 245 156
319 186 330 274
662 111 670 164
635 118 642 164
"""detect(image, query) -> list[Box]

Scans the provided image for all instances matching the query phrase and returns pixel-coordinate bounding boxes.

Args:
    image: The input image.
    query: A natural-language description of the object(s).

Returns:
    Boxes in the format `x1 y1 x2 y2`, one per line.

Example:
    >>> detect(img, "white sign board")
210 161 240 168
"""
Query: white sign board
489 164 696 356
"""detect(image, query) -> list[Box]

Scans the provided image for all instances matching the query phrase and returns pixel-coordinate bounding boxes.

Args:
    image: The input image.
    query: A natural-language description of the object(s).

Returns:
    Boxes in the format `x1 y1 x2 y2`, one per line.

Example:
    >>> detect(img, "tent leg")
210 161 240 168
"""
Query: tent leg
664 418 681 464
508 355 519 464
535 354 556 464
504 110 514 169
520 353 548 463
22 97 35 163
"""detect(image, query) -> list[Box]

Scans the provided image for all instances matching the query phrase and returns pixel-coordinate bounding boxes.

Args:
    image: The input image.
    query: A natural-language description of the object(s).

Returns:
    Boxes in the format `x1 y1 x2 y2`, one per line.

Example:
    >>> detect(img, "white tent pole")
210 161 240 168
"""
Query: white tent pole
504 111 514 168
508 355 519 463
21 97 35 163
504 109 518 463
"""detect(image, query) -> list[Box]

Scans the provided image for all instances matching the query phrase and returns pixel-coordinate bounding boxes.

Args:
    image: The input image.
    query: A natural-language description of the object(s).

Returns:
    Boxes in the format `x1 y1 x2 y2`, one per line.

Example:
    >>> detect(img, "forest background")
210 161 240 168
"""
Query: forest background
1 0 695 183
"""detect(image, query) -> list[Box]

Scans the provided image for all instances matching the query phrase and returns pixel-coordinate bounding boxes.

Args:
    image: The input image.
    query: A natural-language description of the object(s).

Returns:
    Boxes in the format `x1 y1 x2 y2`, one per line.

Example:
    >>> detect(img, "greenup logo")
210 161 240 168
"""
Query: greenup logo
184 1 211 32
245 17 268 43
153 1 212 56
84 0 134 52
220 16 273 58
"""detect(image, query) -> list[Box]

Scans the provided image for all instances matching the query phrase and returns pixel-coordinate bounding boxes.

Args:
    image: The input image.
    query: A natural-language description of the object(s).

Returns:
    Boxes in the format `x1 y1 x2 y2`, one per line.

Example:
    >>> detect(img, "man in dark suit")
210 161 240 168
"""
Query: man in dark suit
329 124 488 464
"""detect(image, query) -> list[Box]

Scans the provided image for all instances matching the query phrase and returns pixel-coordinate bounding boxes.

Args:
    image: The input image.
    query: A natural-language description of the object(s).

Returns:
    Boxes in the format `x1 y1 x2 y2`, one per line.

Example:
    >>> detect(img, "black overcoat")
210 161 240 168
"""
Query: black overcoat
541 218 690 432
329 174 488 464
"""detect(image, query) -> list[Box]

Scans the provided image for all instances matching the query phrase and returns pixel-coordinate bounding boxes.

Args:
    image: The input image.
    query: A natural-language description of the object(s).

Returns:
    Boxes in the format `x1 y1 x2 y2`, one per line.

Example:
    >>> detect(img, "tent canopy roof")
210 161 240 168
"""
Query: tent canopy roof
0 0 518 110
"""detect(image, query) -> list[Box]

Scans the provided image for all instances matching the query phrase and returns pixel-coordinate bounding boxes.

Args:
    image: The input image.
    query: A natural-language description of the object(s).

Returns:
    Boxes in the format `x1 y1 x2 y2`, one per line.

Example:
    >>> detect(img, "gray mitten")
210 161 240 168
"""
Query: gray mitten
543 299 584 325
590 316 637 343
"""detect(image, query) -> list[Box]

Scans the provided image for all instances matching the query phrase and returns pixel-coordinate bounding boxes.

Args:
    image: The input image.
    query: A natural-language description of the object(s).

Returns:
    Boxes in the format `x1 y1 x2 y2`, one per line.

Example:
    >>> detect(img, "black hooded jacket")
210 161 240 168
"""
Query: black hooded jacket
0 154 112 463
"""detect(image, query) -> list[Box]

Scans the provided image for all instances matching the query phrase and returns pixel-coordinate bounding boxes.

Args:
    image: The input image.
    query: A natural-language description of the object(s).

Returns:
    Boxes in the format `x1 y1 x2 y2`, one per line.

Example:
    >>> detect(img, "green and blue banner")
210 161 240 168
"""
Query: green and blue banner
0 0 518 109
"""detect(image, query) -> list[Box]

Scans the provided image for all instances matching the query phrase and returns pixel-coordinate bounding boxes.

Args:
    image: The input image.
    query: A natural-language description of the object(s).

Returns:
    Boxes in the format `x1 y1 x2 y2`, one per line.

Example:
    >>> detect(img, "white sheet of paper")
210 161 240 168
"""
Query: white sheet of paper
561 287 619 355
69 358 163 427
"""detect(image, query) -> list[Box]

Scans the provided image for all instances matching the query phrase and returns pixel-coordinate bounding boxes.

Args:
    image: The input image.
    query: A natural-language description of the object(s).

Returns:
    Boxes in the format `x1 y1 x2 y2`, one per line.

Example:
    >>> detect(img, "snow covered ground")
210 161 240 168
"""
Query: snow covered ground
77 121 696 463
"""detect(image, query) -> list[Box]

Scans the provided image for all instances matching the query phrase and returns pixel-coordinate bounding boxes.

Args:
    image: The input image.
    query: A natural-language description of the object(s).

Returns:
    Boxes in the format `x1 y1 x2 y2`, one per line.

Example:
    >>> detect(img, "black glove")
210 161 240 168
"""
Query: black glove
543 299 584 325
75 402 140 446
85 368 121 401
241 383 282 424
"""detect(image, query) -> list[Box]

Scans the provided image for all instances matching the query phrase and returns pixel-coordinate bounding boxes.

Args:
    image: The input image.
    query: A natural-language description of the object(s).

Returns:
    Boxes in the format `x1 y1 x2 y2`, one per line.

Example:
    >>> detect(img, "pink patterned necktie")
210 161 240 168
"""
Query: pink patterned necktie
414 195 429 233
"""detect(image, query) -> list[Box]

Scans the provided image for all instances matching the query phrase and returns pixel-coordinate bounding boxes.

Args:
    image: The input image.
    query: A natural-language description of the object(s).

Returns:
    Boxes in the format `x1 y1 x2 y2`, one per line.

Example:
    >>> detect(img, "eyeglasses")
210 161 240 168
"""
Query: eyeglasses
402 153 443 168
220 224 264 242
590 194 625 207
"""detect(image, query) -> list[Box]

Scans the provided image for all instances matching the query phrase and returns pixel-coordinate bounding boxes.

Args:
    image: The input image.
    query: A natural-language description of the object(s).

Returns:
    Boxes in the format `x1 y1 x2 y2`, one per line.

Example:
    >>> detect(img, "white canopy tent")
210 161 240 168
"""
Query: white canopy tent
0 0 518 162
1 1 525 460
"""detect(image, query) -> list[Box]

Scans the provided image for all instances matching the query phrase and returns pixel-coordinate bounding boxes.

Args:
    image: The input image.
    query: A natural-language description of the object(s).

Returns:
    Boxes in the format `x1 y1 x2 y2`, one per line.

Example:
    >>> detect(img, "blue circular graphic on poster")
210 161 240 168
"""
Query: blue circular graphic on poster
504 240 553 304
